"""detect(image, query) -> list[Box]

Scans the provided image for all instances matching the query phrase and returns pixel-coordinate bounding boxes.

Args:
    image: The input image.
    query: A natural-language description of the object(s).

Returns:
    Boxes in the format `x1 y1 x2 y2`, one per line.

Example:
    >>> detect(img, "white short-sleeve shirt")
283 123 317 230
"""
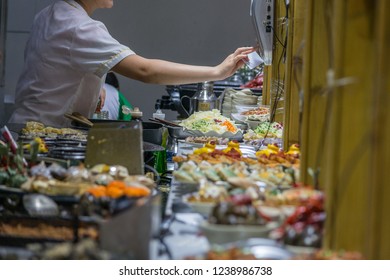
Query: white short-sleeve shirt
9 0 134 127
101 83 121 120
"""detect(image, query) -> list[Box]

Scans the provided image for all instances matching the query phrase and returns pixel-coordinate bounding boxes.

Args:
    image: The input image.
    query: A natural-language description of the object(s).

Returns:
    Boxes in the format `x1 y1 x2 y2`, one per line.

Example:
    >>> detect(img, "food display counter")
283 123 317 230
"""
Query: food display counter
0 81 362 260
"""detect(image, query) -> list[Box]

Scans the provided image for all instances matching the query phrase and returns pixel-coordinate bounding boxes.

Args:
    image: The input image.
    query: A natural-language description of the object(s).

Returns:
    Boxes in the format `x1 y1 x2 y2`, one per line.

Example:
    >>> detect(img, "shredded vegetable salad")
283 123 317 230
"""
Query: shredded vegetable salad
180 110 239 134
244 121 283 140
254 121 283 137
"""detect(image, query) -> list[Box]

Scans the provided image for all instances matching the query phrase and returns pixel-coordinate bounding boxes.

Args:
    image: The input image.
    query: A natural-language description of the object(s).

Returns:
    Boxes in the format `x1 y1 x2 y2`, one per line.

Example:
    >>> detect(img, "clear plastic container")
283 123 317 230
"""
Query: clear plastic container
153 109 165 120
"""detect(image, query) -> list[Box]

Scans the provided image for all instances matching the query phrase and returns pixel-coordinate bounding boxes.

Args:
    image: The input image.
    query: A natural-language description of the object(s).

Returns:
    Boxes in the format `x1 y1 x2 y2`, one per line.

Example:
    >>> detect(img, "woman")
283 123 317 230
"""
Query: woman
8 0 253 127
96 72 133 121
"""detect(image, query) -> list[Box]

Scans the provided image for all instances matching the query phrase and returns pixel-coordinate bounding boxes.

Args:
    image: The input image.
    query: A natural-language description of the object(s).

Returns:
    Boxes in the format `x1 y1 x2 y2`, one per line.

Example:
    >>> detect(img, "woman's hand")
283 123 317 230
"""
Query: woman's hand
95 87 106 112
215 47 255 80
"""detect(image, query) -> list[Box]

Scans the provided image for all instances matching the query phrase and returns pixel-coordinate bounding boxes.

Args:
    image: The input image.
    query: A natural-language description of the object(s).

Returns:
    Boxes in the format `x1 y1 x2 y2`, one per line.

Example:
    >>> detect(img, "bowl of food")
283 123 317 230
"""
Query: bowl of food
245 119 262 130
199 221 279 245
188 238 292 260
200 197 281 244
179 109 243 140
185 200 216 217
182 185 228 217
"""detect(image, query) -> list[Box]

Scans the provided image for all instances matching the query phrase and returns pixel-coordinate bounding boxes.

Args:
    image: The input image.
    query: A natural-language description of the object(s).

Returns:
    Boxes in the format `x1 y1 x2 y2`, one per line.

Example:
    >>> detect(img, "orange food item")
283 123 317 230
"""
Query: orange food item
87 186 107 197
221 120 237 133
107 180 127 190
86 180 151 199
123 186 150 197
106 186 124 198
240 107 269 116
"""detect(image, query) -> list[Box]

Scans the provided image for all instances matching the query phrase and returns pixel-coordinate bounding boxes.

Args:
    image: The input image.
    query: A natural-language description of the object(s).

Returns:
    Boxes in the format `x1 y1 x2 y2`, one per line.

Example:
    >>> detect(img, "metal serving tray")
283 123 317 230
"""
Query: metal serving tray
167 126 243 141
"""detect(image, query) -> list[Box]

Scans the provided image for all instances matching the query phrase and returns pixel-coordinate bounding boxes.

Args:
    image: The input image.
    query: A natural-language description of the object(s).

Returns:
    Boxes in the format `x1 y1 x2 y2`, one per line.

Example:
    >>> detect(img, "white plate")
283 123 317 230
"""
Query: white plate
235 105 259 113
230 113 247 124
285 245 318 256
245 119 262 130
186 201 216 217
197 130 243 140
182 193 219 217
199 221 280 245
169 126 243 141
230 113 246 123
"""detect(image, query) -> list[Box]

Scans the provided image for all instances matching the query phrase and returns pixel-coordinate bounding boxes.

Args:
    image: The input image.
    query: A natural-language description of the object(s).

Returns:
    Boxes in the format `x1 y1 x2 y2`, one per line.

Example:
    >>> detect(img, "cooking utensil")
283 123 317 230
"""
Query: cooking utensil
142 122 164 146
143 141 165 152
23 194 60 217
64 112 94 128
149 118 182 128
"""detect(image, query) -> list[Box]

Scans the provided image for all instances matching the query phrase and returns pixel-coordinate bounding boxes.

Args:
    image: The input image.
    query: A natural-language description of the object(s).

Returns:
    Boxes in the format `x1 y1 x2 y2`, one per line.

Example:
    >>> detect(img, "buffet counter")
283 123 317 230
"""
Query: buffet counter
0 108 362 260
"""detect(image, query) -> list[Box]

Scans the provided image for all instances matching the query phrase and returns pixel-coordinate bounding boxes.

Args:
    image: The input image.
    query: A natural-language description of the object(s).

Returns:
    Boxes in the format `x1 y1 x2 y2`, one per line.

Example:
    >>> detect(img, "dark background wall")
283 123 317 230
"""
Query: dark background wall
0 0 256 124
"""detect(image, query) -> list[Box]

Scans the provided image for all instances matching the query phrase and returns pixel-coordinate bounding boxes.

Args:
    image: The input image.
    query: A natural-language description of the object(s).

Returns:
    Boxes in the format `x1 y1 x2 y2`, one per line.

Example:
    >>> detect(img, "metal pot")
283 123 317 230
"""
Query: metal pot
142 122 163 146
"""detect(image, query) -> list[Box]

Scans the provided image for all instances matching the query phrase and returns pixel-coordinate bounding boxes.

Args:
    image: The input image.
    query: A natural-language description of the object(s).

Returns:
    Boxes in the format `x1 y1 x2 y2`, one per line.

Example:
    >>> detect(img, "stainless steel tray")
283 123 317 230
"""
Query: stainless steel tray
167 126 243 141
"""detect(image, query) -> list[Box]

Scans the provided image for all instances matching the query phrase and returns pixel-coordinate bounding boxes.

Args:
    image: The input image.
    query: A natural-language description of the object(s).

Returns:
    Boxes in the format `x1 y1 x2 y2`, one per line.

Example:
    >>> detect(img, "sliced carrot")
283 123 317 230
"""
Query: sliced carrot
107 180 127 190
222 120 237 133
123 186 150 197
106 187 124 198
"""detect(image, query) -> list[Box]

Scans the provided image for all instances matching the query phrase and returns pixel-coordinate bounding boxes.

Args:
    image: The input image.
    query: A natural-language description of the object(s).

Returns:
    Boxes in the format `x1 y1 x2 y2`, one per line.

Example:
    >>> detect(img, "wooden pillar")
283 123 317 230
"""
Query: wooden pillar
299 0 390 259
262 65 272 105
282 0 305 149
269 0 287 123
323 0 373 256
364 0 390 260
299 0 329 186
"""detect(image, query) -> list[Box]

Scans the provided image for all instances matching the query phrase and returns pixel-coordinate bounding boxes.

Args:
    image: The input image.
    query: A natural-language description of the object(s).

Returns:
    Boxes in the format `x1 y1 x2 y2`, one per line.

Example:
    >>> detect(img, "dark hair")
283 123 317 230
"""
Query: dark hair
105 72 120 90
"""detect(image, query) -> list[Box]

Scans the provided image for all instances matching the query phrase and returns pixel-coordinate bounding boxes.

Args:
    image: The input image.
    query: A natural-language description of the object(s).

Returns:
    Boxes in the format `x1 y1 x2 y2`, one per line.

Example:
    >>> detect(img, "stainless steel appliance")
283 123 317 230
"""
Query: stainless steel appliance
182 81 224 115
156 81 244 119
250 0 275 65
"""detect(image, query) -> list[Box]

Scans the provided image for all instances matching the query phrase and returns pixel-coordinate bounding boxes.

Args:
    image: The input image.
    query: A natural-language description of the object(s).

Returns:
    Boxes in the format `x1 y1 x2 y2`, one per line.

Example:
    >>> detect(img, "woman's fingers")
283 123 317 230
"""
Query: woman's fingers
237 53 250 62
216 47 257 79
233 47 256 63
234 46 255 55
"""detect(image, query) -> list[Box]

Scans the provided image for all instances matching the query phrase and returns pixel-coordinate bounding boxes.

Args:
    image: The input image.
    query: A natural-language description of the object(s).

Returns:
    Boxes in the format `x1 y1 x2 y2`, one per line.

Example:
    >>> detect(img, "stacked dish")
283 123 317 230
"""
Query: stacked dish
221 88 260 117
